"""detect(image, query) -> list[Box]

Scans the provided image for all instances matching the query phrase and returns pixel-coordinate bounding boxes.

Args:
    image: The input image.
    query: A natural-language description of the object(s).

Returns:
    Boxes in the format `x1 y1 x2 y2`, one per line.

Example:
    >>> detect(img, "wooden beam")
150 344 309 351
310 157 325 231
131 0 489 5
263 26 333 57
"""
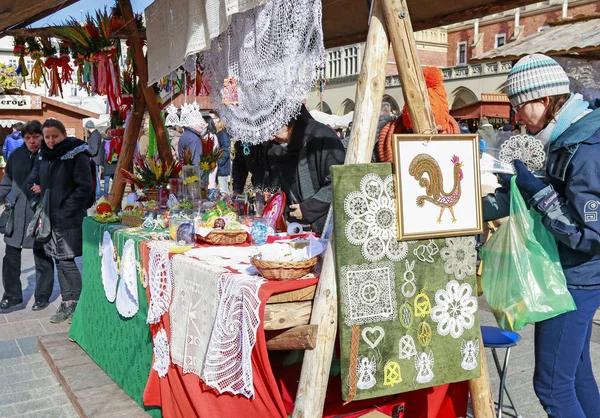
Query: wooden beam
382 0 436 134
293 5 389 417
263 301 312 331
0 0 79 35
108 89 145 210
411 0 547 32
265 325 318 351
469 334 497 418
267 285 316 304
4 26 145 40
118 0 172 165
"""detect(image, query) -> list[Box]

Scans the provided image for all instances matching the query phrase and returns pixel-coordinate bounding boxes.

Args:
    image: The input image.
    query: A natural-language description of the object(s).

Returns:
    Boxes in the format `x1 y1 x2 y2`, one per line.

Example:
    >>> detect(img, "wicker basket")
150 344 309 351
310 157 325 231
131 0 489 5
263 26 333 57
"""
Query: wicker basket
250 256 319 280
121 214 144 228
144 189 158 201
197 230 249 245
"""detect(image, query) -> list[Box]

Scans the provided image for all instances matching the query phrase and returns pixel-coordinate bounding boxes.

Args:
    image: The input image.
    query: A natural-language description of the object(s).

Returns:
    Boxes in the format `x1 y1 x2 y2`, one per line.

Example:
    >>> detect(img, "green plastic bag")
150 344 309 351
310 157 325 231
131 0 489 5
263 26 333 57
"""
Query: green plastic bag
480 177 576 331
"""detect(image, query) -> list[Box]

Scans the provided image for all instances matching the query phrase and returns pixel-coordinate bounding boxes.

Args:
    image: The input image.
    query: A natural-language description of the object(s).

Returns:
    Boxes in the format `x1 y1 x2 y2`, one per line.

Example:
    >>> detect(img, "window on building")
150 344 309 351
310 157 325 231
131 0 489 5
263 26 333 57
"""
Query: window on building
71 86 78 97
495 33 507 48
26 60 34 71
343 46 359 76
327 50 342 78
8 58 17 67
456 42 467 66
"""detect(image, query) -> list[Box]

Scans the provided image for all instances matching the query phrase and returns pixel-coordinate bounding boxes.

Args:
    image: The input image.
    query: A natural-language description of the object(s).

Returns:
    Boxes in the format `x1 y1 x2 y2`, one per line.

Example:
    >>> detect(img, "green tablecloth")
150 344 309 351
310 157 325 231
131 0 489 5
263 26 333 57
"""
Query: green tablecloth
69 218 161 417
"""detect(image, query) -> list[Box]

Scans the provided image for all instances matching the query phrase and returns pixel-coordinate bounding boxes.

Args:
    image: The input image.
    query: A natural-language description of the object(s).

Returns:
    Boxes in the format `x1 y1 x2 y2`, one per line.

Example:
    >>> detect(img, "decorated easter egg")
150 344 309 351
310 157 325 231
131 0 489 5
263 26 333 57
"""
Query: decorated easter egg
213 218 226 229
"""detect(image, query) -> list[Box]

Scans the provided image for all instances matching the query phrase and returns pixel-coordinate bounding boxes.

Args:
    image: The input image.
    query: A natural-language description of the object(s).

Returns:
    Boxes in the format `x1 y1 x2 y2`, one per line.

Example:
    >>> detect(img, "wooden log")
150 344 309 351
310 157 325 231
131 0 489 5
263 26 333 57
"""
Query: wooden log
118 0 173 165
4 26 145 40
265 325 318 351
293 2 390 417
0 0 79 34
108 87 145 210
469 331 497 418
267 285 316 304
263 301 312 331
381 0 436 135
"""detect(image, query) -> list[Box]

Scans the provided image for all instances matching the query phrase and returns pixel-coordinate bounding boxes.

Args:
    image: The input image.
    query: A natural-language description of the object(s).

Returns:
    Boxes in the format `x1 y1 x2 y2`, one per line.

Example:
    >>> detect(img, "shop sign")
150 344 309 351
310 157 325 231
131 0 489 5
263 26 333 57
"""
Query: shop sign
0 95 32 110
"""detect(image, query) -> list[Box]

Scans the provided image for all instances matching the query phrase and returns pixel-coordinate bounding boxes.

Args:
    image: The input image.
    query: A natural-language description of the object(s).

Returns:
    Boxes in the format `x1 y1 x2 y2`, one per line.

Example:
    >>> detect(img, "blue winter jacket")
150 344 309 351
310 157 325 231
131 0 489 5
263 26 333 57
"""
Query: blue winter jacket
3 131 24 161
483 108 600 288
216 129 231 177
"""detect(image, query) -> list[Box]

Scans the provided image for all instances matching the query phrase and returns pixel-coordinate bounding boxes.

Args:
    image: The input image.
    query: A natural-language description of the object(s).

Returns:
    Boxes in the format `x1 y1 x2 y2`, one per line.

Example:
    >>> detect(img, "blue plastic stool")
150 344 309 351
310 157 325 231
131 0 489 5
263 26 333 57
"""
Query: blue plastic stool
481 326 523 418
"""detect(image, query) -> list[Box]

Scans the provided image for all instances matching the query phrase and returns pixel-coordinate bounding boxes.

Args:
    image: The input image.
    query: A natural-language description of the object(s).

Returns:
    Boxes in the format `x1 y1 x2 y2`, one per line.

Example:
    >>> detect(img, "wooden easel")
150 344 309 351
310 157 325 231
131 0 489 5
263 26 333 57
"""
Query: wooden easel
292 1 496 416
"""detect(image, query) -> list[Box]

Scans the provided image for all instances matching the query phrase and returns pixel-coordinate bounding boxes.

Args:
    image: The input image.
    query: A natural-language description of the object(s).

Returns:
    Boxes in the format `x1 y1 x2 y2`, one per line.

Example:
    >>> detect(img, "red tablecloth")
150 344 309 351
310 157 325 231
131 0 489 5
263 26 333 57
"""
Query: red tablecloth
141 242 469 417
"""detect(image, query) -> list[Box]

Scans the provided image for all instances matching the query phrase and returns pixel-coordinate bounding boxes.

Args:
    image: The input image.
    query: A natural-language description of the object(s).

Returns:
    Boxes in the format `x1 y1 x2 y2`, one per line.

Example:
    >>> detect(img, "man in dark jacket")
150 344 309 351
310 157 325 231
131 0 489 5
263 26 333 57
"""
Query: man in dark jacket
231 141 271 196
0 121 54 311
85 121 104 199
2 122 25 161
267 105 346 234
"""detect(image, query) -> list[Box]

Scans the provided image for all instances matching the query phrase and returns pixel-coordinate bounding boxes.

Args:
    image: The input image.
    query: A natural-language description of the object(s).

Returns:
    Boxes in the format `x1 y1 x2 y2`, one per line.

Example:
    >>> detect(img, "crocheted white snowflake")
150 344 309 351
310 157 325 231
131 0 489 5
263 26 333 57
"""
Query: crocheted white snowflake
344 174 408 262
440 237 477 280
430 280 477 339
499 134 546 171
152 328 170 378
341 262 397 326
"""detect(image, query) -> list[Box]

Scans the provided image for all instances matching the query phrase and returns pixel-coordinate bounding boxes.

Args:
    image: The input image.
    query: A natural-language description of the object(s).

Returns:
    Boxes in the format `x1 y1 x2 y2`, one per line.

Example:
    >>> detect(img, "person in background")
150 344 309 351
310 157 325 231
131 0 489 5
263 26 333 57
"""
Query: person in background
85 121 104 200
459 122 471 134
373 102 397 162
0 121 54 311
202 116 219 189
101 129 116 197
167 126 182 156
28 118 93 323
483 54 600 418
209 110 232 194
477 117 496 152
231 141 271 196
266 104 346 234
2 122 25 161
177 123 204 166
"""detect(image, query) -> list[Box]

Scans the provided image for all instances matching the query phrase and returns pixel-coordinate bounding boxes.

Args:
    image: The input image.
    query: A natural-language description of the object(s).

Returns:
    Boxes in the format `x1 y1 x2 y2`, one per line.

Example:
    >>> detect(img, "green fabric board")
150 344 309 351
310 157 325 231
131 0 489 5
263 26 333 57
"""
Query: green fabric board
331 163 481 401
69 218 161 417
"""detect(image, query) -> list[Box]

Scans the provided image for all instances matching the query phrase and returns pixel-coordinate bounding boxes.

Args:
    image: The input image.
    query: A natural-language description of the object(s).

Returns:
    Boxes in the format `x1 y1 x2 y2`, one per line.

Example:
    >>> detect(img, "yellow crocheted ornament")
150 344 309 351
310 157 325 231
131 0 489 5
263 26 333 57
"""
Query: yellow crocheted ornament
383 361 402 387
414 290 432 318
418 321 432 347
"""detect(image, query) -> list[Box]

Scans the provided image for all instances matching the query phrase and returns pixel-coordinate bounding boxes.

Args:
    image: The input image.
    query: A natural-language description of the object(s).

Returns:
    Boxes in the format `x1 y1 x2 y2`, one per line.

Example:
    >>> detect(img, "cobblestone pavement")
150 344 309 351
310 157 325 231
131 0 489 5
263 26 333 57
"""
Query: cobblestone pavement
1 240 599 417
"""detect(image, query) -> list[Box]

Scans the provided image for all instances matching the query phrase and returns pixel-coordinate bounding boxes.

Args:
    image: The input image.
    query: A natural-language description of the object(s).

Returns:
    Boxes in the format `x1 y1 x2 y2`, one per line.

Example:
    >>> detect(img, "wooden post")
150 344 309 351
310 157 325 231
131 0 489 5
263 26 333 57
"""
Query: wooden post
380 1 496 416
108 89 145 210
292 1 389 416
118 0 172 165
381 0 436 134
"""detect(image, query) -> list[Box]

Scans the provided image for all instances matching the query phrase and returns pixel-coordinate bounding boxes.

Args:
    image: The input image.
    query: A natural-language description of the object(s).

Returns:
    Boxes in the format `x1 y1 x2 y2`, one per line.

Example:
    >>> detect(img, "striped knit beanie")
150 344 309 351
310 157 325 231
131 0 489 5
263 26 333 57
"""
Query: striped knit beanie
505 54 570 108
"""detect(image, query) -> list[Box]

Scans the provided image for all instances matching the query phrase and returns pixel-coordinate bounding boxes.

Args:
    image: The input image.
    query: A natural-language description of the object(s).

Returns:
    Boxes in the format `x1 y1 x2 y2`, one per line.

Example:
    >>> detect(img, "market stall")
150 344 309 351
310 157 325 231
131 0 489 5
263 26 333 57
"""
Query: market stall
1 0 552 417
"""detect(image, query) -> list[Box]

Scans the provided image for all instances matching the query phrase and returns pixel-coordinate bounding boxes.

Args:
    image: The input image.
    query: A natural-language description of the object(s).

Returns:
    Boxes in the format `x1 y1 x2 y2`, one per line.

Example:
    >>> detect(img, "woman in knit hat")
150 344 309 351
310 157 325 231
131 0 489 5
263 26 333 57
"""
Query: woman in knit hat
483 53 600 418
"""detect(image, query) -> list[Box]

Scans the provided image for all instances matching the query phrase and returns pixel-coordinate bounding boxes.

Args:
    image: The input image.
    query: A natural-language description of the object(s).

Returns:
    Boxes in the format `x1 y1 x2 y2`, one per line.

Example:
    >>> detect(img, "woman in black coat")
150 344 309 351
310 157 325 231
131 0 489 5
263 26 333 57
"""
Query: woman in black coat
267 105 346 234
0 121 54 311
29 119 94 323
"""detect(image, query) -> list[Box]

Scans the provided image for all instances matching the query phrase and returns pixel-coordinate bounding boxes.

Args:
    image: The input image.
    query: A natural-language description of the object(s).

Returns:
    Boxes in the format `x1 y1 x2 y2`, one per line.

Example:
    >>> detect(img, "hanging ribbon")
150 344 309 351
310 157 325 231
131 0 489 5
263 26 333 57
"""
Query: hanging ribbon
59 52 73 84
147 117 157 158
29 49 46 87
44 57 63 97
13 44 28 79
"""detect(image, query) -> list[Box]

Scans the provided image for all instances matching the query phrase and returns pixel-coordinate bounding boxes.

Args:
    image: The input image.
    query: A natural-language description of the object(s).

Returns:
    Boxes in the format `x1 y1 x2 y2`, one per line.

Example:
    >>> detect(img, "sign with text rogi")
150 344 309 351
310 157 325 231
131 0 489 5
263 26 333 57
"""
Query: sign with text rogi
0 95 33 110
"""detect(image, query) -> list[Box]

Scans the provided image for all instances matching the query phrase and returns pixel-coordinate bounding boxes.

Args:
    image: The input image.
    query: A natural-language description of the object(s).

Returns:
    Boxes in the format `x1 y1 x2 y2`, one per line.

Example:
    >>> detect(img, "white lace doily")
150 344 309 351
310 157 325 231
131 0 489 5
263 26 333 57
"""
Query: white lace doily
440 237 477 280
344 174 408 262
202 273 265 397
152 328 170 378
116 239 139 318
415 351 434 384
430 280 477 339
201 0 325 144
147 241 177 324
101 231 118 303
165 104 180 127
499 134 546 172
340 262 397 326
169 255 222 377
460 339 479 371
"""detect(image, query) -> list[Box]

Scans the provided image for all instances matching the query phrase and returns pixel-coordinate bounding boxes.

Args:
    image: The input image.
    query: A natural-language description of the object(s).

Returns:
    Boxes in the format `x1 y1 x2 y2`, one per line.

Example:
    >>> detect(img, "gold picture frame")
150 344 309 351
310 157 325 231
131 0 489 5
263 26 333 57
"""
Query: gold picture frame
392 134 483 241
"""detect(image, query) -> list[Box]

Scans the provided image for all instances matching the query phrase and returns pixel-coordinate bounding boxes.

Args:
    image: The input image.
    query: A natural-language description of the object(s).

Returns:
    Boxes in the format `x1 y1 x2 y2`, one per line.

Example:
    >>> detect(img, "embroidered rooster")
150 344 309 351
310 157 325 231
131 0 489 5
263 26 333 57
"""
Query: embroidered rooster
408 154 464 223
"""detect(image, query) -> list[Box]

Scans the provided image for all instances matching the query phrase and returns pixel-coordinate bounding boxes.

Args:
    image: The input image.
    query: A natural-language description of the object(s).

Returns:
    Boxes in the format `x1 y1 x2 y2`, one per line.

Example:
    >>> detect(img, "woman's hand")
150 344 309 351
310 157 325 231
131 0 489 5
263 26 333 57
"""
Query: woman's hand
289 204 303 220
30 184 41 194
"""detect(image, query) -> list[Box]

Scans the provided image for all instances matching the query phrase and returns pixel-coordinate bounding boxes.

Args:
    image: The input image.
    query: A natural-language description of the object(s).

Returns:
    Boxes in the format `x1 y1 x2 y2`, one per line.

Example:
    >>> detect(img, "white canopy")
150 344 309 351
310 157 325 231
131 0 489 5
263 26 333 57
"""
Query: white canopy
309 109 353 128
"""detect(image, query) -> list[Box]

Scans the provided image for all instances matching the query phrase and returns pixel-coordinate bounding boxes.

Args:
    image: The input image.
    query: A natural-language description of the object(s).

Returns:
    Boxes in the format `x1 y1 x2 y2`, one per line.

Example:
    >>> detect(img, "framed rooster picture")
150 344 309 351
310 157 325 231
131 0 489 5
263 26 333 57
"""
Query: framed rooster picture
392 134 483 240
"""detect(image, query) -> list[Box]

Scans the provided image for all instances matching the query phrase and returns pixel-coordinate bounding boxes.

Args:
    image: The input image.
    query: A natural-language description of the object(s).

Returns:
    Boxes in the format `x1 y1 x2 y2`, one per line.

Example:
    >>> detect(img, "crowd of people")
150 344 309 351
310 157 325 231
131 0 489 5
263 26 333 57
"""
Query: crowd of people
0 53 598 417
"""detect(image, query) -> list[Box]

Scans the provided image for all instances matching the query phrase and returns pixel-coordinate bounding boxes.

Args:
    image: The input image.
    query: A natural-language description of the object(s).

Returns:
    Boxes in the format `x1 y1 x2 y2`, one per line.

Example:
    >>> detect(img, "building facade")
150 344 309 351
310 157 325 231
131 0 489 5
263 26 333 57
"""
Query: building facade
307 0 596 124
